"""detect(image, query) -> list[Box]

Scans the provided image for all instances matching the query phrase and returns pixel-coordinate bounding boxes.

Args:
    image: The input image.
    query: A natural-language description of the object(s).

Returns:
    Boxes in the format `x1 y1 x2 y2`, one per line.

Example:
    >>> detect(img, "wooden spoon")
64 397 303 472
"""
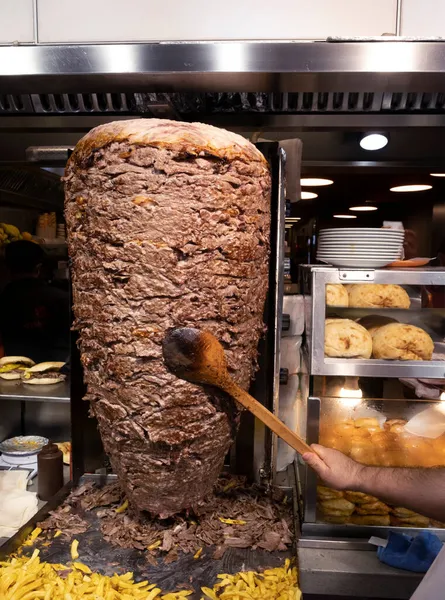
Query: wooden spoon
162 327 313 456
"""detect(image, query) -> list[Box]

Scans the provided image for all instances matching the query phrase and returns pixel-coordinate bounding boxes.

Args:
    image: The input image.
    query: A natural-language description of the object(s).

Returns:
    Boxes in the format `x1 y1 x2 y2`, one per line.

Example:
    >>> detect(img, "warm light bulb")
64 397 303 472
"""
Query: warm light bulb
339 387 363 408
300 178 333 187
390 184 432 192
349 205 378 212
301 191 318 200
360 133 388 151
333 214 357 219
430 173 445 177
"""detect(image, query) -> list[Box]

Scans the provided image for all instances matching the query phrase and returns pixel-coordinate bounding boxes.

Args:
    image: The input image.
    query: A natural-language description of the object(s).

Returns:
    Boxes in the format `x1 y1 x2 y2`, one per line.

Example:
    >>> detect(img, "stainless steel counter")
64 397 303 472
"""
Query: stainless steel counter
298 541 423 599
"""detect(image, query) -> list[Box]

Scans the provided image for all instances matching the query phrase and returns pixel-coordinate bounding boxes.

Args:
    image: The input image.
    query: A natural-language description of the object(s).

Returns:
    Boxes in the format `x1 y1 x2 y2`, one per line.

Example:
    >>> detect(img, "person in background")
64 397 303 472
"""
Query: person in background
303 444 445 600
0 241 70 363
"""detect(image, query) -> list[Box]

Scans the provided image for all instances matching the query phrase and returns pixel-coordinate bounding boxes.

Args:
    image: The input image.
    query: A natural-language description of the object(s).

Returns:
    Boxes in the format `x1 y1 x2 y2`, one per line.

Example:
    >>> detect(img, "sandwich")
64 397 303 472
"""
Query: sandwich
21 362 66 385
0 356 35 380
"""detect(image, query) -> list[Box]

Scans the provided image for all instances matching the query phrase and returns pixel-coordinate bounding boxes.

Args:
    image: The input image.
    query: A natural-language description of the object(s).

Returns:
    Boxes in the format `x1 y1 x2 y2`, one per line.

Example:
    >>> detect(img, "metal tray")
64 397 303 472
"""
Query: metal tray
0 474 296 598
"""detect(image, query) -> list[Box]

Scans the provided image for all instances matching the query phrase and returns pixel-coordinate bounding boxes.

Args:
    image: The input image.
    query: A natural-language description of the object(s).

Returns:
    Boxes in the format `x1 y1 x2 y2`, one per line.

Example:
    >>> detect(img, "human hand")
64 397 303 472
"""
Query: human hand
302 444 366 491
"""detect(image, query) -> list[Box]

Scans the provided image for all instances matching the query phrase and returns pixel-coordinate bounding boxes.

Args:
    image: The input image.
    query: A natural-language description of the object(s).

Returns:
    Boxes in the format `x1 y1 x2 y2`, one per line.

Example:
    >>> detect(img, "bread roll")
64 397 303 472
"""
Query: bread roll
351 515 390 526
317 486 344 501
358 315 399 337
392 507 421 519
322 515 351 524
344 491 379 504
354 417 381 429
372 323 434 361
326 284 349 307
348 284 410 309
391 515 430 528
318 498 355 516
356 501 391 516
350 437 377 465
324 319 372 359
430 519 445 529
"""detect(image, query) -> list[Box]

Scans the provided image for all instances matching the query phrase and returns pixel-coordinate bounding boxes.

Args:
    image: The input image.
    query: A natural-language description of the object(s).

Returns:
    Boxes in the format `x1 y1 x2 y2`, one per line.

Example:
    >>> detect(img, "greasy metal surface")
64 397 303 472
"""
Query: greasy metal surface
1 42 445 94
298 545 422 599
0 475 294 598
302 265 445 378
0 379 70 403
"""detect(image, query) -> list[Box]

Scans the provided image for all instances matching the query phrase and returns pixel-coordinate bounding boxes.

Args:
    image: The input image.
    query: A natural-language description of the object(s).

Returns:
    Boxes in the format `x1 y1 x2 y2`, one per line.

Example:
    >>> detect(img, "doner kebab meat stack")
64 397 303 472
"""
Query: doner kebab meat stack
64 119 271 516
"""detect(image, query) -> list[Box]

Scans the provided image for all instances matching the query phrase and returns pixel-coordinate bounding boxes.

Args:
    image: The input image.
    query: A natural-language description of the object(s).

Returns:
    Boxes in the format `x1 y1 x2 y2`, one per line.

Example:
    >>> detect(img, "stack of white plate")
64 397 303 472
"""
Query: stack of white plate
317 228 405 268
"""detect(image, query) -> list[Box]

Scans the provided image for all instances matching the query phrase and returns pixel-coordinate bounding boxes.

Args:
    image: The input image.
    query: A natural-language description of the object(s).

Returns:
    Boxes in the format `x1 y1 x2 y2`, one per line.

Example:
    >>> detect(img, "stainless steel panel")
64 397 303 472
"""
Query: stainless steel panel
298 544 422 599
1 42 445 94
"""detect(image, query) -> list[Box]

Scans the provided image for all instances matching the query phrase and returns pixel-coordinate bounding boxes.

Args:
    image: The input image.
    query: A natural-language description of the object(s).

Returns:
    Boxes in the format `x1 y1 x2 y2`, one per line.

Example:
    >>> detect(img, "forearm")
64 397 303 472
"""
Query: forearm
355 466 445 522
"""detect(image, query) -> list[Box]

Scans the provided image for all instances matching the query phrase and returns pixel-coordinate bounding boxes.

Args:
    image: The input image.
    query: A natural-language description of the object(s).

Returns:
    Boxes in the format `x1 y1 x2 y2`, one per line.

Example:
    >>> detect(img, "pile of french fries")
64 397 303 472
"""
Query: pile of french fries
0 549 192 600
0 537 300 600
201 559 301 600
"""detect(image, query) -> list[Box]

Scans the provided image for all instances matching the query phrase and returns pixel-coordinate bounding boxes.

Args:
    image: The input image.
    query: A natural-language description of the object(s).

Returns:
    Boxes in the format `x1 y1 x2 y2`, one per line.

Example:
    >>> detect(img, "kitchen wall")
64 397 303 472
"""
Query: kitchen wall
0 0 402 44
4 0 444 45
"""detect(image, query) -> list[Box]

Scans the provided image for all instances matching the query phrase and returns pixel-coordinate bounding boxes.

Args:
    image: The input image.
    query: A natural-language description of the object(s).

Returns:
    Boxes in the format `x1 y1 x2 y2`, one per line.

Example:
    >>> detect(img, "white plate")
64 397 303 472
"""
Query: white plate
318 248 403 254
317 257 395 267
320 229 404 233
318 243 403 248
320 228 405 234
319 231 405 237
319 236 404 242
317 245 403 250
317 252 401 257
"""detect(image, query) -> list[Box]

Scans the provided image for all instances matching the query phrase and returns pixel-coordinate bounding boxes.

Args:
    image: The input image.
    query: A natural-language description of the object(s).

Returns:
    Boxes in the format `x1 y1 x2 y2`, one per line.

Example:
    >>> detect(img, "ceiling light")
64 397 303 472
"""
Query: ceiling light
300 178 333 187
430 173 445 177
301 191 318 200
349 205 378 211
360 133 388 151
390 184 432 192
333 214 357 219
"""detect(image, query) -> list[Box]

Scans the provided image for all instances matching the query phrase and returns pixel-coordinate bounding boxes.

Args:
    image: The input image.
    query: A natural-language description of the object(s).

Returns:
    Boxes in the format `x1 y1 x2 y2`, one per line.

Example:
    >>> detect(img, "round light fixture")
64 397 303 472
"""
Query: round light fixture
300 191 318 200
300 178 333 187
390 184 432 192
360 133 388 151
430 173 445 177
333 214 357 219
349 205 378 212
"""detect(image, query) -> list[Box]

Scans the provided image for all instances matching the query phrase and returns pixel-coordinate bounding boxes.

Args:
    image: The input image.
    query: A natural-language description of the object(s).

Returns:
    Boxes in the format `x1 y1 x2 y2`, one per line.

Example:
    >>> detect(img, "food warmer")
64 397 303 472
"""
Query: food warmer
297 264 445 597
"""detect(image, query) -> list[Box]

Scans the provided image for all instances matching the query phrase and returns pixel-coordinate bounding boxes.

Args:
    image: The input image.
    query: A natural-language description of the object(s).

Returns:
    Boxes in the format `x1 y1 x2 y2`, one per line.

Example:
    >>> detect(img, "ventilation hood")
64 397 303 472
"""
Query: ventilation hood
1 41 445 96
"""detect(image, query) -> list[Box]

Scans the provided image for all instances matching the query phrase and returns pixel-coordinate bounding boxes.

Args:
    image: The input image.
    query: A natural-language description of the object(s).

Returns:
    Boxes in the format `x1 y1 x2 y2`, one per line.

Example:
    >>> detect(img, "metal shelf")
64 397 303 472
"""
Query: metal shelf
0 380 70 403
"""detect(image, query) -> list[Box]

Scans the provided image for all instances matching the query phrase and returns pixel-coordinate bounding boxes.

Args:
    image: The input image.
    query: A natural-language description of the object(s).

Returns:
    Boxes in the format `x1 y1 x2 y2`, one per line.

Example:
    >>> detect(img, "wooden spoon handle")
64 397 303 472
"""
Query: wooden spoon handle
223 379 313 456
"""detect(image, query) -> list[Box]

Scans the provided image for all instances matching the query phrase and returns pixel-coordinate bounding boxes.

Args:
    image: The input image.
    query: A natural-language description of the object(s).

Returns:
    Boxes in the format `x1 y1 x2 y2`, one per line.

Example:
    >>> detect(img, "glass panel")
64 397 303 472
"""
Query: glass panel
315 396 445 528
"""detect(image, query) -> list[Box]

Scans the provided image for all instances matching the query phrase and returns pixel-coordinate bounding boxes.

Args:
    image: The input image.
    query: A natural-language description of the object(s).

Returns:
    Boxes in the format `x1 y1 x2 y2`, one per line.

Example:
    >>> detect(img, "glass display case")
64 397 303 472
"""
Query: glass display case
300 265 445 378
298 265 445 541
303 396 445 539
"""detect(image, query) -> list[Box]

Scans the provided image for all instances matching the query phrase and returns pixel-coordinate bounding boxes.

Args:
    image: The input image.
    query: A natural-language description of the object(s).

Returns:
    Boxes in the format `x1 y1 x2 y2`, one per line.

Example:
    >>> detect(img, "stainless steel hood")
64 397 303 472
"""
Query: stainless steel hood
1 41 445 95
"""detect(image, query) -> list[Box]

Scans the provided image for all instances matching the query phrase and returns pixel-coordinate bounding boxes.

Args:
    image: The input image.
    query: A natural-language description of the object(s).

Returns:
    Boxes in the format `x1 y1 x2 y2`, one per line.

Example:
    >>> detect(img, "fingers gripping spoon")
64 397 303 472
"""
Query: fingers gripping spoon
162 327 312 456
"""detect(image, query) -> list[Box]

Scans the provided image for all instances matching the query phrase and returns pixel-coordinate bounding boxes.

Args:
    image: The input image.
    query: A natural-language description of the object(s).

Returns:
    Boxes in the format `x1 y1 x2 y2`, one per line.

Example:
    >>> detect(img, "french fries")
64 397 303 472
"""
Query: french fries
201 559 301 600
0 549 194 600
0 550 300 600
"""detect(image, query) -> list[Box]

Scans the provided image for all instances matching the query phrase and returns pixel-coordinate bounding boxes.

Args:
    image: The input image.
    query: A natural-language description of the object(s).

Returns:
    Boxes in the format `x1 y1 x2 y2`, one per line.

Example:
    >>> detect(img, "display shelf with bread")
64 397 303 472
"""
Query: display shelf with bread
302 396 445 539
301 265 445 378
